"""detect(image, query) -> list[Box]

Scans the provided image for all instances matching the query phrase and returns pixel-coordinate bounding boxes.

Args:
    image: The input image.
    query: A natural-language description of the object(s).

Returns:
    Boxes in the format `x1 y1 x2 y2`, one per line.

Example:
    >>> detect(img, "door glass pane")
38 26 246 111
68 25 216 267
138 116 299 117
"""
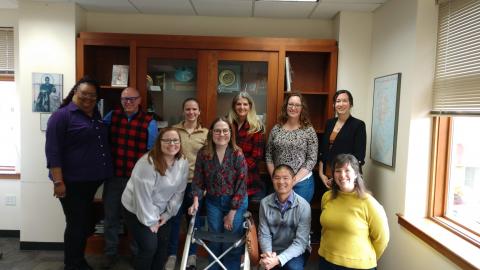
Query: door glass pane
217 60 267 124
147 59 197 127
446 117 480 234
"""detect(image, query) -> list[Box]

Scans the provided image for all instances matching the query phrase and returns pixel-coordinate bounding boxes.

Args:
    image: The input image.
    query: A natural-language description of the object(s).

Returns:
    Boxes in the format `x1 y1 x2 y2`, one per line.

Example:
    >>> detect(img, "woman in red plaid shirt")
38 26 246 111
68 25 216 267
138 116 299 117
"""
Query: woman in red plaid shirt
227 92 266 202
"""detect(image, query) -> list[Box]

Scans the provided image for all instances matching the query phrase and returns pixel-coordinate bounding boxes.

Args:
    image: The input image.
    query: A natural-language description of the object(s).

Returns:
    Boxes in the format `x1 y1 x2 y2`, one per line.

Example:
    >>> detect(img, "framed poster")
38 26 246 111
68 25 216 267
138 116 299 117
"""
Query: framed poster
32 73 63 113
370 73 401 167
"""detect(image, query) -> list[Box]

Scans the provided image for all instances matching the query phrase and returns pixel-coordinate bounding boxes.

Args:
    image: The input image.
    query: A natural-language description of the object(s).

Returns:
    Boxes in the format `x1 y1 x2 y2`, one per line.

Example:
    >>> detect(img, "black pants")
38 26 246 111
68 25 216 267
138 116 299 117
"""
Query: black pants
124 208 172 270
59 180 102 269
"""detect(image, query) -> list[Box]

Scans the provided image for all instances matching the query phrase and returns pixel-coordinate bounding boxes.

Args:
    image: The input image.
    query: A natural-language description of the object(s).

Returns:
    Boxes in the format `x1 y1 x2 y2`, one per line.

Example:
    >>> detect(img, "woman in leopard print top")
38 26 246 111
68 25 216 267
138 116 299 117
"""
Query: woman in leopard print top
265 92 318 202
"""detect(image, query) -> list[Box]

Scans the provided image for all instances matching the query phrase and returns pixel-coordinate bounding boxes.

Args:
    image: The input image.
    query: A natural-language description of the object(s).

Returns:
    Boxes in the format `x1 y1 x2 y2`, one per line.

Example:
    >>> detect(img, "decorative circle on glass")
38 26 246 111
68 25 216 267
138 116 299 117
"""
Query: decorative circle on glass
219 69 236 87
174 67 194 82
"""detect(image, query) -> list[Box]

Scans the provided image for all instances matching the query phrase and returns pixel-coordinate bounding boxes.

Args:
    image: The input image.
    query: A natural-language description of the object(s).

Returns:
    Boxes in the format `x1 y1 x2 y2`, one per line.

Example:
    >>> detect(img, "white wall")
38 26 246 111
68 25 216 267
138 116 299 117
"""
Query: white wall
85 12 334 39
335 11 373 132
365 0 460 269
18 0 77 242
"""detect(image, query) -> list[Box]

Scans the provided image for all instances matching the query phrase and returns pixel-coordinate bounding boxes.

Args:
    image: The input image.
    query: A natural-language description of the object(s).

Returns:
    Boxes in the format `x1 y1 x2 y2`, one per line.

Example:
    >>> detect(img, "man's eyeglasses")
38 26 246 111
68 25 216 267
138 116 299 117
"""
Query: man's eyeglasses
160 139 181 145
287 103 302 109
77 91 97 99
212 128 230 135
121 96 140 103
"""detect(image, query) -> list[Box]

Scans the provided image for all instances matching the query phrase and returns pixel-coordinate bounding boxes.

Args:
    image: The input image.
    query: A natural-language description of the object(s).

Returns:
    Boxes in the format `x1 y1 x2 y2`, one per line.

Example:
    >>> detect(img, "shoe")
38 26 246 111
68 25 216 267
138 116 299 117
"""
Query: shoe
101 255 118 269
187 254 196 267
165 255 176 270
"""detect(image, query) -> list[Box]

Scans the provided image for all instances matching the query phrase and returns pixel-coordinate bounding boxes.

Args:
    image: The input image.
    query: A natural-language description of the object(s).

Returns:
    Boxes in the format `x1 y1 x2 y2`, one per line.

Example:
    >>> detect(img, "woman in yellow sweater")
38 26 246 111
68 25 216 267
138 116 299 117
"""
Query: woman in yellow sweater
319 154 389 270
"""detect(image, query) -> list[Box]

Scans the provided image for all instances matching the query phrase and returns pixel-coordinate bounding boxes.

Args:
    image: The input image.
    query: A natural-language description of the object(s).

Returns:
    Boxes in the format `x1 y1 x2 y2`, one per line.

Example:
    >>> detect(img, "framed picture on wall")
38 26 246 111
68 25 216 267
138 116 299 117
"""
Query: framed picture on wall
32 73 63 113
370 73 401 168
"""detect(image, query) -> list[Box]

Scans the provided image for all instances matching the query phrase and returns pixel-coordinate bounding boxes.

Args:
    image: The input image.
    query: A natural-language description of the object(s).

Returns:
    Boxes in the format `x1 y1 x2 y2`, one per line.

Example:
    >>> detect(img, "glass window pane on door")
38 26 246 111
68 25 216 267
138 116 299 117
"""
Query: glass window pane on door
147 59 197 127
217 60 267 124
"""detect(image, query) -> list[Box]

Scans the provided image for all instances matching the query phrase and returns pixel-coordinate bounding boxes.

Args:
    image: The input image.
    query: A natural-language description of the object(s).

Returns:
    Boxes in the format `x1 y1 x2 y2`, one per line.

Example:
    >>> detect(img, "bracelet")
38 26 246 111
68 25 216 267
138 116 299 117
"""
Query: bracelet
53 181 64 185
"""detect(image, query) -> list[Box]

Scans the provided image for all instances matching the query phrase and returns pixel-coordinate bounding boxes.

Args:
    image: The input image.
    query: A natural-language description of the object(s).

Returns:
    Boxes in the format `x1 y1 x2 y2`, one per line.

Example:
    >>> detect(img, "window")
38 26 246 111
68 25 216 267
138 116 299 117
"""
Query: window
0 27 18 174
431 117 480 244
430 0 480 246
0 27 14 76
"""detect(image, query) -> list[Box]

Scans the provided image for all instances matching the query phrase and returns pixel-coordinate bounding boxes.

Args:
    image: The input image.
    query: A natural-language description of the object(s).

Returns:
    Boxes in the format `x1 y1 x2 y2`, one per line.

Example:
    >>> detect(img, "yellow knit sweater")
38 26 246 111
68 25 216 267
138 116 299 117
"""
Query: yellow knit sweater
318 190 389 269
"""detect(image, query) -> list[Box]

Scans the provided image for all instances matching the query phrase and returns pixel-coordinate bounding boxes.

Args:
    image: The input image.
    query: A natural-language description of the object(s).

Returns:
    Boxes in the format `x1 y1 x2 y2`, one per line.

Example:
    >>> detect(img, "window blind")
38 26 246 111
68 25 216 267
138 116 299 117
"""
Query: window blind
431 0 480 115
0 27 14 74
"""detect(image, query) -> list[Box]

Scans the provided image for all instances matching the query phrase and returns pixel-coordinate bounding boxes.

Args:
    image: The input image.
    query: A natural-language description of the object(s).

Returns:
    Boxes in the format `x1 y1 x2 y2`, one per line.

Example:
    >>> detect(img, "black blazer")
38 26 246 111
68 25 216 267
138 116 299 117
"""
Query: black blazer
319 116 366 173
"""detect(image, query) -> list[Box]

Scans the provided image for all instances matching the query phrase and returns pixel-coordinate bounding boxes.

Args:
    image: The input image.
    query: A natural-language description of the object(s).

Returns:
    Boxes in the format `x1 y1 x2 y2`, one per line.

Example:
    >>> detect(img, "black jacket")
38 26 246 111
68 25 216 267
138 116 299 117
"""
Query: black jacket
319 116 366 173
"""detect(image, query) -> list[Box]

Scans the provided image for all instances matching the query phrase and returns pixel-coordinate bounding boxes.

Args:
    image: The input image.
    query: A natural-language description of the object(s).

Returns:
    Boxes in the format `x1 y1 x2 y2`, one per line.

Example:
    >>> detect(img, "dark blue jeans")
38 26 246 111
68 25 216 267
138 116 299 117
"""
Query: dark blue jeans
102 176 129 256
272 253 306 270
124 208 172 270
167 183 203 256
293 174 314 203
205 194 248 270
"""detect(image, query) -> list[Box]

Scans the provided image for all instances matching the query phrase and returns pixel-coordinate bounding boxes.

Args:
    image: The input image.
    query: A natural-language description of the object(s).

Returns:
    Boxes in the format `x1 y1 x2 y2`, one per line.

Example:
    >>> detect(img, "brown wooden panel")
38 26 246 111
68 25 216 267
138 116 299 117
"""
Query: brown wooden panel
83 46 130 86
286 52 329 92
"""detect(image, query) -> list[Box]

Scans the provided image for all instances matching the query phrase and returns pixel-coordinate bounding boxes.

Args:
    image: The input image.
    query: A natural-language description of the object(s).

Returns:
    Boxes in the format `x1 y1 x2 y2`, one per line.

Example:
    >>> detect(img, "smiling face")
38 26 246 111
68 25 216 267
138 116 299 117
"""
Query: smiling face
73 83 98 114
183 100 200 123
286 95 302 120
212 120 231 148
160 130 181 158
335 93 352 116
234 97 251 121
121 88 141 116
334 163 357 193
272 167 295 199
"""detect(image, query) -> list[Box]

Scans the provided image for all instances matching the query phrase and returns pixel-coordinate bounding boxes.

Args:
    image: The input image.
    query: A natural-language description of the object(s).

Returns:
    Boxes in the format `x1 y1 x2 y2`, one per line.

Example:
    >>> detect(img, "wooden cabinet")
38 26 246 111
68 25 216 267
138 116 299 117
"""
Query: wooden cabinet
76 32 338 247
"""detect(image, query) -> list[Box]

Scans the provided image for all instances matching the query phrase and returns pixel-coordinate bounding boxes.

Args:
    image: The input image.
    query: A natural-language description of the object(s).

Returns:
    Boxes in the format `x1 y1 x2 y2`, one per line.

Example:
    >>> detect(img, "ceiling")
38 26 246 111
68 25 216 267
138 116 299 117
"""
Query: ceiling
0 0 386 19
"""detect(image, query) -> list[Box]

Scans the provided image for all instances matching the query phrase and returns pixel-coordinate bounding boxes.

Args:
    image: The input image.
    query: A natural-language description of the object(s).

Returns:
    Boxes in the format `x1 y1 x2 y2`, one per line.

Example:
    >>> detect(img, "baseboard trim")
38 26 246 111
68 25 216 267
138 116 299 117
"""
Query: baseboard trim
0 230 20 237
20 241 64 251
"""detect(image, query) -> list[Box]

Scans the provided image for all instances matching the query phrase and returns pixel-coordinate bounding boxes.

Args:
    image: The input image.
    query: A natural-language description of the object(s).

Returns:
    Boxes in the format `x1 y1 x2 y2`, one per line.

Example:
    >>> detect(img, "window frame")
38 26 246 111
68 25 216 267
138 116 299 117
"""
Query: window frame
430 116 480 247
0 74 19 179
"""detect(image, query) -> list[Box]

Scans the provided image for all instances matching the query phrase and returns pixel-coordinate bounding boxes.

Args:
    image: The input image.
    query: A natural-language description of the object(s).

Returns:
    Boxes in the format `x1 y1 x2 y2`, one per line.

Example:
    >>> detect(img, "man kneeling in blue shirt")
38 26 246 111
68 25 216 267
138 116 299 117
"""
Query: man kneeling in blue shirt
258 164 311 270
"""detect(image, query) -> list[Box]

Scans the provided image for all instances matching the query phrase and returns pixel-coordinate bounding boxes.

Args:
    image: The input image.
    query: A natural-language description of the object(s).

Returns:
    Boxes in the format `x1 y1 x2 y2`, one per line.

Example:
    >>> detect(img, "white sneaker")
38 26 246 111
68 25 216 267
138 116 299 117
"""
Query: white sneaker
165 255 176 270
187 254 197 267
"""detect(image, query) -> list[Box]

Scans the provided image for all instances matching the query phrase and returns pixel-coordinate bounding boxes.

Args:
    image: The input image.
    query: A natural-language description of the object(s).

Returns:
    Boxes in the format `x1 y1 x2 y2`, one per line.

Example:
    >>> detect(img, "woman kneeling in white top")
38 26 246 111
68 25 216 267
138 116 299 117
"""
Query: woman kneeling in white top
122 127 188 270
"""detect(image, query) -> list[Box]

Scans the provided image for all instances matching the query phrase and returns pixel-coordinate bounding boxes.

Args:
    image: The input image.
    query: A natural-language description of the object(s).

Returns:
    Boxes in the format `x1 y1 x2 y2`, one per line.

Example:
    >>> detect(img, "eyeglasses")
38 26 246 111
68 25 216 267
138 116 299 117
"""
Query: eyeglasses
121 96 140 103
287 103 302 109
77 91 97 99
212 128 230 135
160 139 181 145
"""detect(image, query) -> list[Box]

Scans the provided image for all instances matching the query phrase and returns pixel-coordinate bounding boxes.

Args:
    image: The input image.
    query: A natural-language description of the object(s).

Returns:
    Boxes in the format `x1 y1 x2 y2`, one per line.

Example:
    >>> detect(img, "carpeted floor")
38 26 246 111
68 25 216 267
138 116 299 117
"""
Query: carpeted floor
0 237 319 270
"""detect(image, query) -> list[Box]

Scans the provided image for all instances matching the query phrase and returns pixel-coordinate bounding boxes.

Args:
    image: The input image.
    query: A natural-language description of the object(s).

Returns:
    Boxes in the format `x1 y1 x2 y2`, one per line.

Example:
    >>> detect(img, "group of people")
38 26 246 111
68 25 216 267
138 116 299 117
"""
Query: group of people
45 75 389 270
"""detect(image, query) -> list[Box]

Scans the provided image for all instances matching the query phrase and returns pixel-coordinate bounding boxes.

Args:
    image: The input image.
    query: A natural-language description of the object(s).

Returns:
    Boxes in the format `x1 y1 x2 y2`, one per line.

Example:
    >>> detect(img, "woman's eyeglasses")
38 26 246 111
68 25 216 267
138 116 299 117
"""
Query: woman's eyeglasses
287 103 302 108
160 139 181 145
212 128 230 135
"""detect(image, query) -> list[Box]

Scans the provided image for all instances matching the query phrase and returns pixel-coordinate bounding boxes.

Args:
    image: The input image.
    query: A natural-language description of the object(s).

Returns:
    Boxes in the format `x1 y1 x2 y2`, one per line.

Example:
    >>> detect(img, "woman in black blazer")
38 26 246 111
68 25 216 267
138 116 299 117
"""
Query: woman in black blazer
318 90 366 189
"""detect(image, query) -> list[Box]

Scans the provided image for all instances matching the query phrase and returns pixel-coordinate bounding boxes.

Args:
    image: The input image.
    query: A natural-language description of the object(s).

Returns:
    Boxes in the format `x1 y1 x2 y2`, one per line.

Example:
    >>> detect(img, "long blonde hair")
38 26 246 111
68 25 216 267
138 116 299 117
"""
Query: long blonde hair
227 92 264 135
